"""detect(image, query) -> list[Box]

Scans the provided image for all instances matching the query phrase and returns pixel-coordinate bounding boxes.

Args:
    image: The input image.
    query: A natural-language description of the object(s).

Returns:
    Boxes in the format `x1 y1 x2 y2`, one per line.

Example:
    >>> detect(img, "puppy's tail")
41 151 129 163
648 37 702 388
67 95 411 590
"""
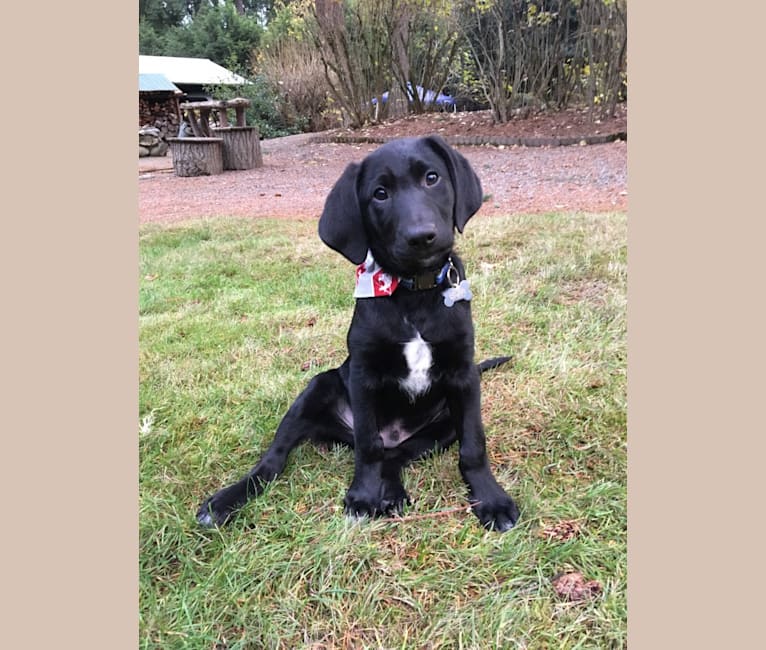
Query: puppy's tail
477 356 512 374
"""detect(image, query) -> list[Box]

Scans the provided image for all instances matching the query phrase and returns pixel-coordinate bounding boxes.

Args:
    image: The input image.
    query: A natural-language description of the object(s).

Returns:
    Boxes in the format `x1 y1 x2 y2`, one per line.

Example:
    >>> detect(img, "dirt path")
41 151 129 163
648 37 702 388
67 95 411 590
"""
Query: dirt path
139 122 627 224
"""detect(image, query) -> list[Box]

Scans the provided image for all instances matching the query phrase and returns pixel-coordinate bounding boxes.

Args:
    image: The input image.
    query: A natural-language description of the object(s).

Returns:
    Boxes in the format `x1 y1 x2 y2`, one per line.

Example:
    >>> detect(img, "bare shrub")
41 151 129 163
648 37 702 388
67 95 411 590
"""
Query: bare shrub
457 0 627 123
257 35 338 132
308 0 460 128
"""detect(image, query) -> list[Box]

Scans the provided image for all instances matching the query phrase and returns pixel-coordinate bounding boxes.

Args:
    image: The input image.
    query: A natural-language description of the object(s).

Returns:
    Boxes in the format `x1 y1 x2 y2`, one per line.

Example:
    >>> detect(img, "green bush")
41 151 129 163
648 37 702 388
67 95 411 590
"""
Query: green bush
206 74 303 140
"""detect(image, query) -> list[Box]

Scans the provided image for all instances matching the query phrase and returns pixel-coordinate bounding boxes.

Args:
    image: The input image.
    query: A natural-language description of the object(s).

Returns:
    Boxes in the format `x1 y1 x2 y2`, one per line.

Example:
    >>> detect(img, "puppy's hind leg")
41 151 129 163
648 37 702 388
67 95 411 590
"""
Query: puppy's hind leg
197 369 348 528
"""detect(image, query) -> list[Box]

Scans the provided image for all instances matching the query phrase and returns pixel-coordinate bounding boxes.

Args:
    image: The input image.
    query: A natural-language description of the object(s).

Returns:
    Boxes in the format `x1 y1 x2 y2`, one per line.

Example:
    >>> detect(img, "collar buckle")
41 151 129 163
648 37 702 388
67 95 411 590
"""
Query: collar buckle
411 272 437 291
402 258 454 291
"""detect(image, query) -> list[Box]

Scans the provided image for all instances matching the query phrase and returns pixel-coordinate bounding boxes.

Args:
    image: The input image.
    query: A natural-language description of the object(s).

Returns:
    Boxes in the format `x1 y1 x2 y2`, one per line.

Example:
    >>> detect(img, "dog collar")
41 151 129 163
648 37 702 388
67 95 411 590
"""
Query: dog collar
354 251 472 306
399 259 453 291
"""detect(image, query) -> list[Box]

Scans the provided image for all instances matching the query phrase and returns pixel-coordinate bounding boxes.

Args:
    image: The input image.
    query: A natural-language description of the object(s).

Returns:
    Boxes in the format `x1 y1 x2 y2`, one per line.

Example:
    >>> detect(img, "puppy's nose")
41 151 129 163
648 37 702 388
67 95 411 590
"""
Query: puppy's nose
406 226 437 249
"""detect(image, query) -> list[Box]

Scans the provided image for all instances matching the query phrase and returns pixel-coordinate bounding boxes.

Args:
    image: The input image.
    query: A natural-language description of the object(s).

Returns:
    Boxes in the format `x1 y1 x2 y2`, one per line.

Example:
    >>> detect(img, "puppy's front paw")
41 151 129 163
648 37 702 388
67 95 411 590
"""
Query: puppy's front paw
380 481 412 516
343 481 411 519
471 494 520 533
196 488 242 528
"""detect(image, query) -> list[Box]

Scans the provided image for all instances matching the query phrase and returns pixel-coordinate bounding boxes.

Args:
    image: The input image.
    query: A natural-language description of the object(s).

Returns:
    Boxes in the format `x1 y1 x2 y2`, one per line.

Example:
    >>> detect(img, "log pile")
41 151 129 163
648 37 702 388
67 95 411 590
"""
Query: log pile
139 94 181 141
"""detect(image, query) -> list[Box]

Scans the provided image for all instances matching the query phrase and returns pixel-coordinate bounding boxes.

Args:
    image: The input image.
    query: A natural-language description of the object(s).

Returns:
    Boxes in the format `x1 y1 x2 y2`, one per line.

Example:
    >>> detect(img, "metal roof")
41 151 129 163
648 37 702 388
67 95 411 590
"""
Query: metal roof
139 73 182 94
138 55 251 86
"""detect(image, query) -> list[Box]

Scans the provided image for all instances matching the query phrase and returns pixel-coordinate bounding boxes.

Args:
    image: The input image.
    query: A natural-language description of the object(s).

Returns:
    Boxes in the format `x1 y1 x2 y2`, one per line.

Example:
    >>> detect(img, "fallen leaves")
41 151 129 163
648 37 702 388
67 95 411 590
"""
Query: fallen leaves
301 358 324 371
541 521 602 602
552 571 602 602
540 518 582 542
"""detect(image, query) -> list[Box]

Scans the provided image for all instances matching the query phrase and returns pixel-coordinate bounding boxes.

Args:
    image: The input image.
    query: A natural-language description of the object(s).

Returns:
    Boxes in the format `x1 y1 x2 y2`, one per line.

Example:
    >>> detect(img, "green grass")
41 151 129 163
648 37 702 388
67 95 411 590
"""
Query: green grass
139 212 627 649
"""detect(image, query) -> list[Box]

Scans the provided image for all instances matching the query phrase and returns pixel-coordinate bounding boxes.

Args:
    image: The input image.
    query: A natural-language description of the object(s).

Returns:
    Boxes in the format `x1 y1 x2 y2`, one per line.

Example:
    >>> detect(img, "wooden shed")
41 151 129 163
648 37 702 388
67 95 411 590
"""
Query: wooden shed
139 55 251 102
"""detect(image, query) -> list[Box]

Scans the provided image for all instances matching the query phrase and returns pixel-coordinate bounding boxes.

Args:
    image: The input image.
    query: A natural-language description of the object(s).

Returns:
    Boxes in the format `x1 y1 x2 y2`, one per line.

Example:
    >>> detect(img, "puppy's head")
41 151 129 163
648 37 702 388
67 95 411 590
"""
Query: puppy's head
318 136 483 276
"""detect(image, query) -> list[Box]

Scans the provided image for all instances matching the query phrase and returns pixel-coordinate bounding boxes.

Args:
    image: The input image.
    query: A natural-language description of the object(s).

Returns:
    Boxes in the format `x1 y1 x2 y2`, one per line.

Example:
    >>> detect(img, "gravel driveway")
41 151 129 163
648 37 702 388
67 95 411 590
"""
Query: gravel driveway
139 132 627 224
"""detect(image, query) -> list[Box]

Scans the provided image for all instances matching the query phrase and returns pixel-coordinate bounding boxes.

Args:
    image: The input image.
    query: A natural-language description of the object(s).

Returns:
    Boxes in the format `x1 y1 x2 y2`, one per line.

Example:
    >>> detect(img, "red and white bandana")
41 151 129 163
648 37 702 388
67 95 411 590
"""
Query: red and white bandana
352 250 472 306
354 251 400 297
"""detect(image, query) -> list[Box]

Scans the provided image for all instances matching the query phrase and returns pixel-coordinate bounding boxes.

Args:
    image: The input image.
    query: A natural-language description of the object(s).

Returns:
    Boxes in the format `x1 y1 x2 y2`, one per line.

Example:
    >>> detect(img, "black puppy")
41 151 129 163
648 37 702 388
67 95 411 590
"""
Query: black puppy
198 136 519 532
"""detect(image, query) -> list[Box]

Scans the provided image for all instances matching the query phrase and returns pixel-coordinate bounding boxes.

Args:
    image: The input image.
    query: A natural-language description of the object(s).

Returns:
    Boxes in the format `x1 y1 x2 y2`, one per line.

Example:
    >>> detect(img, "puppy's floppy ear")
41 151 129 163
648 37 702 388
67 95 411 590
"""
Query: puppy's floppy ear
424 135 483 233
318 161 369 264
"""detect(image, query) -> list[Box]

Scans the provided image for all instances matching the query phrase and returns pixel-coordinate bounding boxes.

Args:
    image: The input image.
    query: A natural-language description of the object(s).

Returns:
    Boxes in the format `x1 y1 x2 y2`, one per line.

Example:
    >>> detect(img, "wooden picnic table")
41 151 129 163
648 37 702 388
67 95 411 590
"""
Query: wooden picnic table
179 98 251 137
170 97 262 175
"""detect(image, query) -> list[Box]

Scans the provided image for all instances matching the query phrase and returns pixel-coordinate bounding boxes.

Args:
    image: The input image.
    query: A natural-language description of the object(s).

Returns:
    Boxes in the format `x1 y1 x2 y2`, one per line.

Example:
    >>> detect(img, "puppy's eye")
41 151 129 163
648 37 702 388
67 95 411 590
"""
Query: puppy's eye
373 187 388 201
425 171 439 186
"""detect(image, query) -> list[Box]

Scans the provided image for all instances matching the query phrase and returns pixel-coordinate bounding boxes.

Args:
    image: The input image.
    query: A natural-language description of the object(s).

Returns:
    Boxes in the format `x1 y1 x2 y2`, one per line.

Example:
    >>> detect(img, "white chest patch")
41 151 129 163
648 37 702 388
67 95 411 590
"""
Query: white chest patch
400 332 433 400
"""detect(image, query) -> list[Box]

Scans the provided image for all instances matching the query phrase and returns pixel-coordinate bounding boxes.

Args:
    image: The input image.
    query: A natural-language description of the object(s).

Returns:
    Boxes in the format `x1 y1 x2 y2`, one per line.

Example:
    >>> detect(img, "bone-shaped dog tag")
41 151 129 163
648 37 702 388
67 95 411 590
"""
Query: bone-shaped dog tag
443 279 473 307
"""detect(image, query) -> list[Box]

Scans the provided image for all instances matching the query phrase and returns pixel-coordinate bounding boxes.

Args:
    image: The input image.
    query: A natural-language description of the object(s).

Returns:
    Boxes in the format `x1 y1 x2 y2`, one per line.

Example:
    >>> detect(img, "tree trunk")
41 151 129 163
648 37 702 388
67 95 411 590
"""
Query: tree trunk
212 126 263 170
167 138 224 177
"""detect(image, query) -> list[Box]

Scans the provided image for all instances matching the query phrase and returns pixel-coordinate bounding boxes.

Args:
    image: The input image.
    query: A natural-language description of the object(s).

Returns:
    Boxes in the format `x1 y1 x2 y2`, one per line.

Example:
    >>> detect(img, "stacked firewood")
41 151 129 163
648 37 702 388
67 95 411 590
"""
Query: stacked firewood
139 95 181 141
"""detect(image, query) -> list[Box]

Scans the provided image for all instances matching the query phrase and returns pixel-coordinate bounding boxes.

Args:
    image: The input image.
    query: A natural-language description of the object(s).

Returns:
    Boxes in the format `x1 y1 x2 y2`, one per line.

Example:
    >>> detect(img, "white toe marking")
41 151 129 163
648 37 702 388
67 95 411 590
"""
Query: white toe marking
400 332 432 400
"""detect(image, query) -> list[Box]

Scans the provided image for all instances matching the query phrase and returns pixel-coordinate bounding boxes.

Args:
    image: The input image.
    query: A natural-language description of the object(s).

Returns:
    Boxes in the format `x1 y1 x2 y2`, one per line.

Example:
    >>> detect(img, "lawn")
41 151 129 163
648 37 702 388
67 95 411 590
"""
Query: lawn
139 211 627 649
